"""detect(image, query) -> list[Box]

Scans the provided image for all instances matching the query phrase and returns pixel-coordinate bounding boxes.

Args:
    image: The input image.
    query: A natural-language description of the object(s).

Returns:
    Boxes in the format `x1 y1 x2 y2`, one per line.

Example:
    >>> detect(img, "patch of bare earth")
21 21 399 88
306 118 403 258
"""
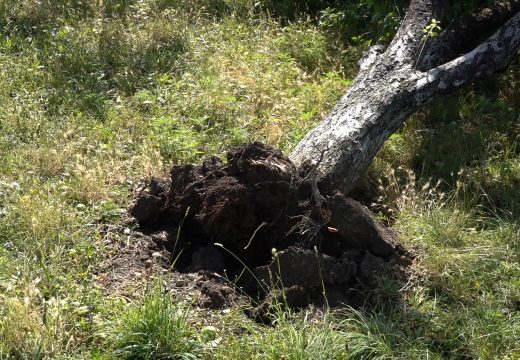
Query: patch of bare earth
100 142 415 321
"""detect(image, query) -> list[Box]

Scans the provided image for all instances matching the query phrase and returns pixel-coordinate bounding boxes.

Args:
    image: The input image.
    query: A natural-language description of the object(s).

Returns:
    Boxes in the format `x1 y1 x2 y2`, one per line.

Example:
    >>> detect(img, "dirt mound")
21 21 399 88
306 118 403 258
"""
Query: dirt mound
130 142 411 318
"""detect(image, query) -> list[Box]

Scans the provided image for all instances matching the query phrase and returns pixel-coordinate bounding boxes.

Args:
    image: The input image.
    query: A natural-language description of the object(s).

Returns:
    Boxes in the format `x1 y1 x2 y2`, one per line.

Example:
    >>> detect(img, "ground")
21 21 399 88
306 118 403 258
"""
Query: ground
0 1 519 359
113 142 414 321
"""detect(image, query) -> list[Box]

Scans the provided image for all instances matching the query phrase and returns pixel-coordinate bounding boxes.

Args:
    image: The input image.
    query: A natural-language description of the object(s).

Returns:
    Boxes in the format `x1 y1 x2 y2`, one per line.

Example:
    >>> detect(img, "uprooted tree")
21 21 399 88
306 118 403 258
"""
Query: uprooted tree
129 1 520 316
290 0 520 194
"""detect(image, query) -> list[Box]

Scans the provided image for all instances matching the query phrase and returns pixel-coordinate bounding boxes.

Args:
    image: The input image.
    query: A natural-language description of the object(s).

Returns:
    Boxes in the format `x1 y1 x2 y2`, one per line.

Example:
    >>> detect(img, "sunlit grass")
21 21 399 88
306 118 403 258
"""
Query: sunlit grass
0 0 519 358
110 285 204 360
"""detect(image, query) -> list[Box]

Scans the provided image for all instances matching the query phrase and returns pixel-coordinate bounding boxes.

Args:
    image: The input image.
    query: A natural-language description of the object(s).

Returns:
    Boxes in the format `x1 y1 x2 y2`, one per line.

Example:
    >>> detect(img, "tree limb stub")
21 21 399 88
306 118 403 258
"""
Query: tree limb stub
290 0 520 195
384 0 436 68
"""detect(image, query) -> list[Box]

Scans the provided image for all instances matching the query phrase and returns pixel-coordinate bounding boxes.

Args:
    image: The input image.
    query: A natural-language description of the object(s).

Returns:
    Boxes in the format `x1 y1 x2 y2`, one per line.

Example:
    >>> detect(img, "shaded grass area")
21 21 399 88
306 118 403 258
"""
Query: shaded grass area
0 0 519 359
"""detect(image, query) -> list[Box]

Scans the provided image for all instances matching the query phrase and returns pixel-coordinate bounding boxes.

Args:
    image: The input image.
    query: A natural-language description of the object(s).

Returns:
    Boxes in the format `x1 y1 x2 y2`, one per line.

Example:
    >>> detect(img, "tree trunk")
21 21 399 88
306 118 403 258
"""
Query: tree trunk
289 1 520 194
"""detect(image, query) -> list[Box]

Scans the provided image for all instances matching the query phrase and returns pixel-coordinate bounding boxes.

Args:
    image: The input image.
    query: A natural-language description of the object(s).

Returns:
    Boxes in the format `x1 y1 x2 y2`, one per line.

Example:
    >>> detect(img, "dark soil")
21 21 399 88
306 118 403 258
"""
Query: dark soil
129 142 412 320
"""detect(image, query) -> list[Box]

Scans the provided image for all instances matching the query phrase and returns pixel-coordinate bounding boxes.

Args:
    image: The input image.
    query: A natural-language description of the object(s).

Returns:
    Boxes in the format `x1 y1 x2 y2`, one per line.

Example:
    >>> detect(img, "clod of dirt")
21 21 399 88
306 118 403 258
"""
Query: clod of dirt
326 193 396 257
130 178 169 226
129 142 412 316
197 282 234 309
254 247 356 291
248 285 308 323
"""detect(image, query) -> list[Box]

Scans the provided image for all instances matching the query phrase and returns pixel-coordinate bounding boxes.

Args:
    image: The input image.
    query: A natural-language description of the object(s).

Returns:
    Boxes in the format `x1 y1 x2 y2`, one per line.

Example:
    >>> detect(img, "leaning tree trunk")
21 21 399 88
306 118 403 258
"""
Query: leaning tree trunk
289 0 520 194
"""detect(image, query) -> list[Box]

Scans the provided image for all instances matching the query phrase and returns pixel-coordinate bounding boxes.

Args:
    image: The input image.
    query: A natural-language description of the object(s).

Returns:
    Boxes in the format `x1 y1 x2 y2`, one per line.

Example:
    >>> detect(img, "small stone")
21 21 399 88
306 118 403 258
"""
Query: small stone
222 308 231 315
151 252 162 259
151 231 168 242
144 259 153 269
210 338 222 347
175 279 187 287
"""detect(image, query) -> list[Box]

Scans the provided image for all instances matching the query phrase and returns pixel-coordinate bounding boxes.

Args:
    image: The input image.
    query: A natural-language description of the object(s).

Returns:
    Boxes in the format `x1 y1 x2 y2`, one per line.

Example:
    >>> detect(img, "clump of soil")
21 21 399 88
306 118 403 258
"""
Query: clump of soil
130 142 411 319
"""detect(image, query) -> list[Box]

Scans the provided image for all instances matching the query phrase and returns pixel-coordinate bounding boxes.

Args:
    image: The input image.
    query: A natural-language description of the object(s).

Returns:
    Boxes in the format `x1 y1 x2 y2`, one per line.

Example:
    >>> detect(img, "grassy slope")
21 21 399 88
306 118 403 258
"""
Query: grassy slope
0 1 518 359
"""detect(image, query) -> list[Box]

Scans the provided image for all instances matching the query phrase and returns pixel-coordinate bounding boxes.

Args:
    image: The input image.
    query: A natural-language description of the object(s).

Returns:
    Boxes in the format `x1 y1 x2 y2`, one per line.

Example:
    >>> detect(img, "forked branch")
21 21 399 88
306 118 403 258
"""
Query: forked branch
416 11 520 104
420 0 520 70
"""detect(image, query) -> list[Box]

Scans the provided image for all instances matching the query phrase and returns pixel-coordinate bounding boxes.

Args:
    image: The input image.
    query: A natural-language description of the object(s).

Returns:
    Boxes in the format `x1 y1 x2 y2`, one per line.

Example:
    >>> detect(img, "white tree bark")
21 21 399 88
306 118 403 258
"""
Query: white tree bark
289 1 520 194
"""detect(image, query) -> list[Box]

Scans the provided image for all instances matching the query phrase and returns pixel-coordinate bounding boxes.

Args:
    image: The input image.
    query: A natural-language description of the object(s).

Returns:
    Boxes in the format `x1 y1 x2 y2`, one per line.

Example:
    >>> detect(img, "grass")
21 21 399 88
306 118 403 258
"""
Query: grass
215 311 350 359
0 0 519 359
110 285 203 360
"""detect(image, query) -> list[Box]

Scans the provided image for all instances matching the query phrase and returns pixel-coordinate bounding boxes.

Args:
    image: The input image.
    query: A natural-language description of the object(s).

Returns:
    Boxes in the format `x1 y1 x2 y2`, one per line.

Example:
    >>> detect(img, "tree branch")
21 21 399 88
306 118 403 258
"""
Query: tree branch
290 2 519 196
420 1 520 70
415 11 520 105
383 0 439 67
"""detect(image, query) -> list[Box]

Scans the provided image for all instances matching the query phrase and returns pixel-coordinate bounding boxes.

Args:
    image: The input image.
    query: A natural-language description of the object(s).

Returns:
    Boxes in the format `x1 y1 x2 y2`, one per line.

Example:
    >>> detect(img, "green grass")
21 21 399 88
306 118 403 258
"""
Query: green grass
110 285 204 360
1 0 519 359
213 309 349 359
